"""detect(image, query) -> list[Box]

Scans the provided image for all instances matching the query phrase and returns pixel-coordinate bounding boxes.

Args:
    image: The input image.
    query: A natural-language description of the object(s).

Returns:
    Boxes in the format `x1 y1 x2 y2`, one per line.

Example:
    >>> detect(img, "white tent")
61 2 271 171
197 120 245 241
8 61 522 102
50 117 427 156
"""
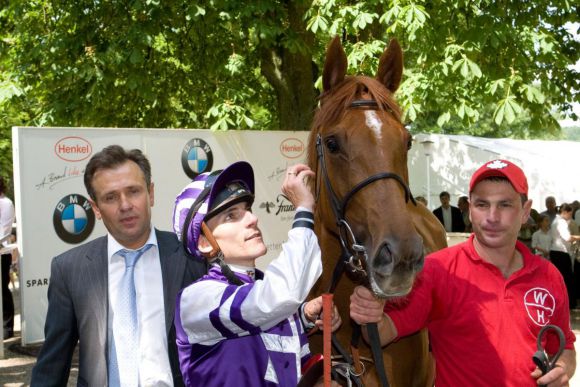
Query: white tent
408 133 580 212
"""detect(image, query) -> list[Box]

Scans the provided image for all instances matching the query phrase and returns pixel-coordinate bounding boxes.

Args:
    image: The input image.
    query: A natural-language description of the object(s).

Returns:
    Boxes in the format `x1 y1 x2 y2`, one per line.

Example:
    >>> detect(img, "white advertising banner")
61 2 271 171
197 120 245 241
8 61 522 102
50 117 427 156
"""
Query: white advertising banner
12 127 310 344
15 127 577 345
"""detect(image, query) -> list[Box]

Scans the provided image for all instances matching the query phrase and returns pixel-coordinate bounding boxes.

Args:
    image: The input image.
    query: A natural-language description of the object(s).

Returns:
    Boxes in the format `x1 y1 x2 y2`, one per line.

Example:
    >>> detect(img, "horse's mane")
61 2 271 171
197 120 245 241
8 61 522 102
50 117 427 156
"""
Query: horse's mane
308 75 402 167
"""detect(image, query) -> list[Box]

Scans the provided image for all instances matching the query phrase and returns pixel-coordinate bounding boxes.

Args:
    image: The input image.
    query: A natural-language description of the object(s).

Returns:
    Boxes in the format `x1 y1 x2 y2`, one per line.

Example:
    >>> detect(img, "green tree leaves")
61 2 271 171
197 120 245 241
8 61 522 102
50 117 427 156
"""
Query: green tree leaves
308 0 577 136
452 56 482 80
0 0 577 143
306 13 329 33
494 96 522 125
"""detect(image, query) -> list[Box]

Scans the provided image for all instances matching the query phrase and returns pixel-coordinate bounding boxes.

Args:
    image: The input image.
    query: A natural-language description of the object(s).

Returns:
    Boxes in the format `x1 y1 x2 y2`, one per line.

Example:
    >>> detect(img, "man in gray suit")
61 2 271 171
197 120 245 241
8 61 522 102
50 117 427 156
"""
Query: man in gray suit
31 145 206 387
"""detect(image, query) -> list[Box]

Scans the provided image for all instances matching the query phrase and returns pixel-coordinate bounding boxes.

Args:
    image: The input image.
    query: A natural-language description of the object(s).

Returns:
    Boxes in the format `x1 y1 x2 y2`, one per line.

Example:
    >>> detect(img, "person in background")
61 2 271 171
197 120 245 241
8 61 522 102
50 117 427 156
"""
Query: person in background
0 176 15 339
415 195 428 208
569 211 579 236
567 205 580 308
531 214 552 258
549 203 580 310
542 196 558 223
573 213 580 265
432 191 465 232
31 145 206 386
350 159 576 386
518 214 536 249
173 161 340 386
529 207 541 225
7 231 19 289
573 200 580 226
457 195 471 232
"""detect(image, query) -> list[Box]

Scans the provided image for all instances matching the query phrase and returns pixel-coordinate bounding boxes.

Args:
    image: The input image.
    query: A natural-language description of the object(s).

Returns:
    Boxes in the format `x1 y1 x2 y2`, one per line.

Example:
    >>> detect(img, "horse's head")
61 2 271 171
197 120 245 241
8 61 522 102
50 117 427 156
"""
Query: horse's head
308 36 424 298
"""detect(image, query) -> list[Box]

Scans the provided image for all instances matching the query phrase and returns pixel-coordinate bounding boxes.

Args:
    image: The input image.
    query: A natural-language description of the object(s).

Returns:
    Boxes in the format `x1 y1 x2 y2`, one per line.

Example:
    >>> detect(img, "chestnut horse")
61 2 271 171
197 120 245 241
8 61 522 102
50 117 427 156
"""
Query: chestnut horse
307 37 447 386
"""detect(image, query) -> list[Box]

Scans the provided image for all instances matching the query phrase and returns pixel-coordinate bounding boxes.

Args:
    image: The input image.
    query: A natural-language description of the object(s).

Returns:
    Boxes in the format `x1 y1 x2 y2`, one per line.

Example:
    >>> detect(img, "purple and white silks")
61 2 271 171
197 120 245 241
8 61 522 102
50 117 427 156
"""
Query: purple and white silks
175 223 322 386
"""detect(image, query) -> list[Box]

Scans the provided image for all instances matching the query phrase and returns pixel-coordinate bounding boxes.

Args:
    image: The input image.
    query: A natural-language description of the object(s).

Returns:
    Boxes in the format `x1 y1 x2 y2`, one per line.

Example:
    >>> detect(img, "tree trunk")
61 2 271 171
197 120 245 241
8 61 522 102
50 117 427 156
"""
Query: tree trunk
260 1 317 131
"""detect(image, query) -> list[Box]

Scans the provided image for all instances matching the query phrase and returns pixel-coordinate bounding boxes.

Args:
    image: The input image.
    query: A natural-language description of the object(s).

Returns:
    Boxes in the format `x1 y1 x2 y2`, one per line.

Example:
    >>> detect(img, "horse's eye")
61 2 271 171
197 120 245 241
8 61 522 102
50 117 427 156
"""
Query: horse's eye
325 137 340 153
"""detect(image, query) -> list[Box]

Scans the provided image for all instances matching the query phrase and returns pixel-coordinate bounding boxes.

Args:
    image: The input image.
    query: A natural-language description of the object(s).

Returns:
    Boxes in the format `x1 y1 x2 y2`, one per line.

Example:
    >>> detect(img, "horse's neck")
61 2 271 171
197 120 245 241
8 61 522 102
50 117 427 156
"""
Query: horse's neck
408 202 448 253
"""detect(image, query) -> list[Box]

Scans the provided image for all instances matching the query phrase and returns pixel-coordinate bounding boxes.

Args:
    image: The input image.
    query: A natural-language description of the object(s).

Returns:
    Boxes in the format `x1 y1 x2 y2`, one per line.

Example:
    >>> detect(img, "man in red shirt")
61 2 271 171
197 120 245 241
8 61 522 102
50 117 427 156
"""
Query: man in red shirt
350 159 576 386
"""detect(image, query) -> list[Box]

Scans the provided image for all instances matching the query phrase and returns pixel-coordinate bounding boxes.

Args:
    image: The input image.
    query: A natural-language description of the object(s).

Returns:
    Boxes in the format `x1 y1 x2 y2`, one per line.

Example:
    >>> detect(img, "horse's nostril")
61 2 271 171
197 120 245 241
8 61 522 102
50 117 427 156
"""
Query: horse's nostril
373 243 394 277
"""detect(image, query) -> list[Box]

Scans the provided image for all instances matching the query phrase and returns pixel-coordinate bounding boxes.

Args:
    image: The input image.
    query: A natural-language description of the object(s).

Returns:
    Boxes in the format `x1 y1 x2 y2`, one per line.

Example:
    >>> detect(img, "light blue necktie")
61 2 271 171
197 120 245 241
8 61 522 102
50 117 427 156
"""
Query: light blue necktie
108 244 153 387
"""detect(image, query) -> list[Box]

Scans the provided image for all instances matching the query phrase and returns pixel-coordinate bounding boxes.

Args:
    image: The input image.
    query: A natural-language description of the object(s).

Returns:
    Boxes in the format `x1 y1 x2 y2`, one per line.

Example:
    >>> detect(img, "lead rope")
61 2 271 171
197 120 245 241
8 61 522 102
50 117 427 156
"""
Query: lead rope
350 324 364 376
323 294 334 387
368 323 390 387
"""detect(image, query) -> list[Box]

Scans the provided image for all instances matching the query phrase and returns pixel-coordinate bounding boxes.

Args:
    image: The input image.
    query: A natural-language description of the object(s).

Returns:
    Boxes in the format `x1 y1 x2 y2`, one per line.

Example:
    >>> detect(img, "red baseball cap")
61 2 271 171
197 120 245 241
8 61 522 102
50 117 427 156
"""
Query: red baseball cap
469 159 528 195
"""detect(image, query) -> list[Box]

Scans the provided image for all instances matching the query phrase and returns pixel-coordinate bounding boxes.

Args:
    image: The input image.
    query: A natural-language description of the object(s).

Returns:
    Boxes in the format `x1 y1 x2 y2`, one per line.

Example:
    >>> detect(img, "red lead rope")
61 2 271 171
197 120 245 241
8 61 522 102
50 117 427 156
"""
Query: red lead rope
322 293 334 387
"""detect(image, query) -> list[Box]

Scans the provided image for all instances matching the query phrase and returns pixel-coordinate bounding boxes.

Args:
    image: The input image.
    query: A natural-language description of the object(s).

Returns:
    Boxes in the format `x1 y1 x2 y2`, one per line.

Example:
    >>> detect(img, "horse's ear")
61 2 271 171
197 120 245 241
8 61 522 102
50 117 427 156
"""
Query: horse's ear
323 36 348 92
376 39 403 93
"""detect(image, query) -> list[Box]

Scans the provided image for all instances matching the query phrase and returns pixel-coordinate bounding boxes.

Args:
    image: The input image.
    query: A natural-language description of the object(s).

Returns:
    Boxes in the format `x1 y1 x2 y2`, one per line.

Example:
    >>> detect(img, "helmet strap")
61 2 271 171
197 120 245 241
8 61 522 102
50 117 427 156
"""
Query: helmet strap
201 222 244 286
215 255 244 286
200 221 222 259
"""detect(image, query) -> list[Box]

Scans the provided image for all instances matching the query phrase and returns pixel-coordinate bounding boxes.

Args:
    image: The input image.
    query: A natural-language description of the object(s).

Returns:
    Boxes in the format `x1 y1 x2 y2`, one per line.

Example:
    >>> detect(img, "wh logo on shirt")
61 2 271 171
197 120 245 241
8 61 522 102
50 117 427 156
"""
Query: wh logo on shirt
523 287 555 326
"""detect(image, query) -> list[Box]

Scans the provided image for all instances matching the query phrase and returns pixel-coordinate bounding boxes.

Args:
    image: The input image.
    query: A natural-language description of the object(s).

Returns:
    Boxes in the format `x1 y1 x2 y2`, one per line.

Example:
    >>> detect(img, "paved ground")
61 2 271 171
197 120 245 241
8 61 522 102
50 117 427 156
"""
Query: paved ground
0 283 78 386
3 283 580 386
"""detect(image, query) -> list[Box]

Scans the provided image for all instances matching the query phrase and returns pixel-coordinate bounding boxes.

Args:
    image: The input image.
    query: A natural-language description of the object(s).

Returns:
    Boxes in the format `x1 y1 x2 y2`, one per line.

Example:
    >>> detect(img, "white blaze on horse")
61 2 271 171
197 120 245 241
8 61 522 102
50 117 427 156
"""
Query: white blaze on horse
306 36 447 387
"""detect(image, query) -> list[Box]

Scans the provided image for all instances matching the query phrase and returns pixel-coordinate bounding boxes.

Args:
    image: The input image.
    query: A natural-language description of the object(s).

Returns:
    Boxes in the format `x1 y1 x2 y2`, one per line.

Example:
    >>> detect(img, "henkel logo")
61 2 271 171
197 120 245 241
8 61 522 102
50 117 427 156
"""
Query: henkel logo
524 287 555 326
280 138 305 159
54 137 93 162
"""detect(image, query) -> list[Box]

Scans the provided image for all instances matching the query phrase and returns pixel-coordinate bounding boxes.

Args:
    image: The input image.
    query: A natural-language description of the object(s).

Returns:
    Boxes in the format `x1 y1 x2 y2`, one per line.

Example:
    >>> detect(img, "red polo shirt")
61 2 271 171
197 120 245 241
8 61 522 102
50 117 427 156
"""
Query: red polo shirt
385 235 575 386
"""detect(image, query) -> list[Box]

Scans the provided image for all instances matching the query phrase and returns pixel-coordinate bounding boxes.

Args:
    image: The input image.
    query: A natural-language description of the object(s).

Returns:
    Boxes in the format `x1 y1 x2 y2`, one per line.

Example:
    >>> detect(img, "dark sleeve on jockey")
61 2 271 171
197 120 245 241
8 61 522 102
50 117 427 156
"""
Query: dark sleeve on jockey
293 207 314 230
294 207 315 331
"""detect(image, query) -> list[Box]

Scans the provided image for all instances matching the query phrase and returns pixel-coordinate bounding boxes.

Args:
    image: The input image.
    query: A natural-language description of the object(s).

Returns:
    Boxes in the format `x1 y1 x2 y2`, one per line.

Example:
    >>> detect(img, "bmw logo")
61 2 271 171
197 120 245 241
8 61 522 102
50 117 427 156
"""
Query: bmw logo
181 138 214 179
53 194 95 244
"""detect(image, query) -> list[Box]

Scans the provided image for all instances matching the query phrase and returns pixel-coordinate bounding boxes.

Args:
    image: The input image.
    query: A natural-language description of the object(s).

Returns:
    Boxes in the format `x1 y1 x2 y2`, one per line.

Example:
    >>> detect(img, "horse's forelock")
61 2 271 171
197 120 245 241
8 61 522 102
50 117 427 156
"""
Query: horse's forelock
313 76 401 130
307 76 402 169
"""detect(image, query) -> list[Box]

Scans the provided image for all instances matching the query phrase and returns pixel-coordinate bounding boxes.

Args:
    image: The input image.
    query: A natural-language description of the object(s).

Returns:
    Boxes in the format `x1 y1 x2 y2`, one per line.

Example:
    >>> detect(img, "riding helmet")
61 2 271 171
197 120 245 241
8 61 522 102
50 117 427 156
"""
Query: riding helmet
173 161 255 260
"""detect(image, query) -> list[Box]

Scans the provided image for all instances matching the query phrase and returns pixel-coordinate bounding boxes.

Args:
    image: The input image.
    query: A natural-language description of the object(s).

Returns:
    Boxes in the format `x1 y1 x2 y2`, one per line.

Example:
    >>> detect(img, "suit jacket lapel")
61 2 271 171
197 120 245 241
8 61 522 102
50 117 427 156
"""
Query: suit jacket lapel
85 237 109 358
156 229 186 334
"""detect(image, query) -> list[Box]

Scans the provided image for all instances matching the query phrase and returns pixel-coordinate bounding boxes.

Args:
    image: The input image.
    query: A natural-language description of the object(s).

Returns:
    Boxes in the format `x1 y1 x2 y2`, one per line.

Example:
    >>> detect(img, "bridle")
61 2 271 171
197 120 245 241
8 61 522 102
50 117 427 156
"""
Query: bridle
315 99 416 291
314 98 417 387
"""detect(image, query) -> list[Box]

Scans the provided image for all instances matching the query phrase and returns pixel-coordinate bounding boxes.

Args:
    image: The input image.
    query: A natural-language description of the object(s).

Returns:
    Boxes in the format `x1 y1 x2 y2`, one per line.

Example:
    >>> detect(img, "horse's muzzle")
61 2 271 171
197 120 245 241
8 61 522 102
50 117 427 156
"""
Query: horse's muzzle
369 235 424 297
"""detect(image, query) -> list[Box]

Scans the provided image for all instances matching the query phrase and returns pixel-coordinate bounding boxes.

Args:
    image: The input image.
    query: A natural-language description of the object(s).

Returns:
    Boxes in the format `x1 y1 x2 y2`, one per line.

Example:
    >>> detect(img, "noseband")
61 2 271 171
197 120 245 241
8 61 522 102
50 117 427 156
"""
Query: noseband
316 99 416 288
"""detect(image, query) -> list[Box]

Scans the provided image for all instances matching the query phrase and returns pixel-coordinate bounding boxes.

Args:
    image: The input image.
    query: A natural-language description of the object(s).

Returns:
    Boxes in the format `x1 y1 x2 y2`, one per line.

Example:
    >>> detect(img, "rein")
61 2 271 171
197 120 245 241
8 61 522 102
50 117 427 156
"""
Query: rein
316 99 416 387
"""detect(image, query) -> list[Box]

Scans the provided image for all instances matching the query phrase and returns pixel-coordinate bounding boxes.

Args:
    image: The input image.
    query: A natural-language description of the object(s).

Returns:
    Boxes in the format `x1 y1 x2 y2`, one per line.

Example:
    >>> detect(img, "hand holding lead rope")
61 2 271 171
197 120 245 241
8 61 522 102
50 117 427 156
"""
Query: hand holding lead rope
532 324 565 387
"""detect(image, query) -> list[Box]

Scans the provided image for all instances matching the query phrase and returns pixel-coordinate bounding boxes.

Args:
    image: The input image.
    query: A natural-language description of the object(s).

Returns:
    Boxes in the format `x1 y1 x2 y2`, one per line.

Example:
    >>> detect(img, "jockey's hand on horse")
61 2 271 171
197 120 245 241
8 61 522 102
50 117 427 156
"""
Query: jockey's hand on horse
303 296 342 332
282 164 315 212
